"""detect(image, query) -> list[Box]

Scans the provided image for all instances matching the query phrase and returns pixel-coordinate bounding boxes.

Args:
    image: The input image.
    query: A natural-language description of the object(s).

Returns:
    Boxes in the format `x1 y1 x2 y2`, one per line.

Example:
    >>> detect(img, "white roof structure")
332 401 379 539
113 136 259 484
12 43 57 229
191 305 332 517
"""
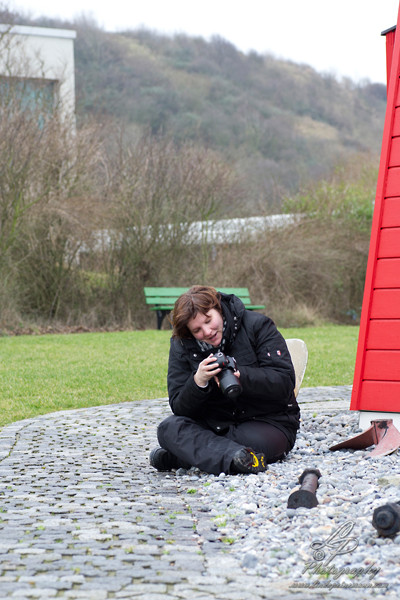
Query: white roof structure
86 214 300 257
185 214 300 244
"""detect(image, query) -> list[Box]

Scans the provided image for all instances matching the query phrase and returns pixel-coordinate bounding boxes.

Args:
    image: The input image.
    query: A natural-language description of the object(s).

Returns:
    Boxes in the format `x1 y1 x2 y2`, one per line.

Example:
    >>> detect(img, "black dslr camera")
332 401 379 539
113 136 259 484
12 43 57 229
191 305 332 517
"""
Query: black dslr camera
214 352 242 399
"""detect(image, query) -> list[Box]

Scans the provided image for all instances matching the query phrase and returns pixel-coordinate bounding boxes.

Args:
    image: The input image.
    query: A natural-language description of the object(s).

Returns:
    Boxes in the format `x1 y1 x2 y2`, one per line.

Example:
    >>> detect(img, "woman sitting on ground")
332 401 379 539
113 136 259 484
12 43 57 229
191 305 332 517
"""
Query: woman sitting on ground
150 285 300 475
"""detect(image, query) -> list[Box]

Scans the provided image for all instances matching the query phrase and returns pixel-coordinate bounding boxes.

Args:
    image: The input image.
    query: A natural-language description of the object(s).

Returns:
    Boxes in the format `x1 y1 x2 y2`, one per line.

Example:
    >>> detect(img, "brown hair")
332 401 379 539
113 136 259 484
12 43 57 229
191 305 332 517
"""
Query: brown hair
171 285 222 339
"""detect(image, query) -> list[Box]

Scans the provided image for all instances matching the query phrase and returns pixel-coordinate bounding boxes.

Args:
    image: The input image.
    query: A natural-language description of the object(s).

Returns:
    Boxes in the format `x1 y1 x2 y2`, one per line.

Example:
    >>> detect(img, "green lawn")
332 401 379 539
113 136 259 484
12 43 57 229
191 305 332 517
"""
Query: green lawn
0 325 359 428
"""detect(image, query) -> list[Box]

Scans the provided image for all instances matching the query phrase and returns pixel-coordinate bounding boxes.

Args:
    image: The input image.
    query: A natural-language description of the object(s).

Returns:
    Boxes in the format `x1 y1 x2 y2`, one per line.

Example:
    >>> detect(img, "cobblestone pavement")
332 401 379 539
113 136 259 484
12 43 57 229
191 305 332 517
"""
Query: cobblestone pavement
0 386 395 599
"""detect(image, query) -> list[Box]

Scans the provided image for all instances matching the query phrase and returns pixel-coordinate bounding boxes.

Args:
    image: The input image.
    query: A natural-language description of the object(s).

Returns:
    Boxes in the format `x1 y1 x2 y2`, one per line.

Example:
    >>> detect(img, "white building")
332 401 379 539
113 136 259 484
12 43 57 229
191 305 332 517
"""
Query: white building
0 24 76 122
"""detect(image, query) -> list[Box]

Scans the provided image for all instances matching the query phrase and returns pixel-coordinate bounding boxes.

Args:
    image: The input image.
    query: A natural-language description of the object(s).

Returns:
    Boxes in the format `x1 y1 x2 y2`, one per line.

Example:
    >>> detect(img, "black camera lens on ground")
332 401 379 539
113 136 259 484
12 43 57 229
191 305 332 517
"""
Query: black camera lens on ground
214 352 242 399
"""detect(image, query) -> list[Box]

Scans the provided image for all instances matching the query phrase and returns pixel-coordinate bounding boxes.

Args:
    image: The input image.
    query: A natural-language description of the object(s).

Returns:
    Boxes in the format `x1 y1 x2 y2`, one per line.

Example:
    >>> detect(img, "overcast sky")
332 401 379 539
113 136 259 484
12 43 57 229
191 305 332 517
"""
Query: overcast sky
7 0 400 84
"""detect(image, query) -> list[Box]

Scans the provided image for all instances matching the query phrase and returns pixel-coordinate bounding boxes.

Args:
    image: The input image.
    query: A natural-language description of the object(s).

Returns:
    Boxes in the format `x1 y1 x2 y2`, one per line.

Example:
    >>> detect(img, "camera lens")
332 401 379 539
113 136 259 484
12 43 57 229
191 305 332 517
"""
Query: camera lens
214 352 242 399
219 369 242 399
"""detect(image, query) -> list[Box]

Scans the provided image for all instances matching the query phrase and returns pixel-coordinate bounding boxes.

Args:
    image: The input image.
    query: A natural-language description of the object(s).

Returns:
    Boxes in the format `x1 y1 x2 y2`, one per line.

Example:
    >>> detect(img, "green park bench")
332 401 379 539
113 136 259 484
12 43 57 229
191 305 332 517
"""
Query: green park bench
144 287 265 330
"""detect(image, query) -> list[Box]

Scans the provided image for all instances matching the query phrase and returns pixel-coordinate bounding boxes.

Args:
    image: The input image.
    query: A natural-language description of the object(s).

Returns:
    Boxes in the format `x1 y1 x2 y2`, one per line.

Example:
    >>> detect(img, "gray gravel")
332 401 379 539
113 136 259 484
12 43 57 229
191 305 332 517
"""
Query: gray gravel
0 386 399 599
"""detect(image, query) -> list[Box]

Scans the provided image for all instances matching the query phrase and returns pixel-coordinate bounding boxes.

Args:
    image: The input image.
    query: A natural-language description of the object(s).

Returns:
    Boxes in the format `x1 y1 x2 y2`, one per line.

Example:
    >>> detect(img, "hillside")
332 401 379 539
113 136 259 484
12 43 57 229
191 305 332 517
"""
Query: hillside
4 11 388 214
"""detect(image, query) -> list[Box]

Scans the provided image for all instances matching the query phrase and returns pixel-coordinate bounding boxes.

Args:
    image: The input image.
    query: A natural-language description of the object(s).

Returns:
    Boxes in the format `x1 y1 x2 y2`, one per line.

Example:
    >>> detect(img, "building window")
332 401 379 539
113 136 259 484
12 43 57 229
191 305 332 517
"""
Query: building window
0 76 57 119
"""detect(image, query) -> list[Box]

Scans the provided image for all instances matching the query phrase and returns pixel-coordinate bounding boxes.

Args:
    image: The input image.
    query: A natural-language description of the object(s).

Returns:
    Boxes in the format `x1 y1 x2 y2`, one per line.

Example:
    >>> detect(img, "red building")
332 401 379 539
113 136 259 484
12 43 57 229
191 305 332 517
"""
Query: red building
350 6 400 431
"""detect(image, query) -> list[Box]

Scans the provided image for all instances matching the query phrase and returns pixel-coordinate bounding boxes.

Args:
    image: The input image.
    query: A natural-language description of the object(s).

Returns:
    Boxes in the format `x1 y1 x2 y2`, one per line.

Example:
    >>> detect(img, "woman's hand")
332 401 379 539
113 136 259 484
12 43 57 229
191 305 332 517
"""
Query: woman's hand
214 368 241 389
194 354 221 388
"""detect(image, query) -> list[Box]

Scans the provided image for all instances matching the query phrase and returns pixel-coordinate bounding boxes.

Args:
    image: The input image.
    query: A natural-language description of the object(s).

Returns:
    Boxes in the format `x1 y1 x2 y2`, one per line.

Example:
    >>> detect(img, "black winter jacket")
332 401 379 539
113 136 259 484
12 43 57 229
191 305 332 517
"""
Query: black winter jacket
167 293 300 446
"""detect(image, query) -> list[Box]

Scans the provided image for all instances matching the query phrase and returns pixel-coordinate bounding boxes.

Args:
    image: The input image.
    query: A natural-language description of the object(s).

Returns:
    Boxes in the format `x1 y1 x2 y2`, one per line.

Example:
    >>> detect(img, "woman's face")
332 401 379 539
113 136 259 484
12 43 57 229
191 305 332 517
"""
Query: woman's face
187 308 223 347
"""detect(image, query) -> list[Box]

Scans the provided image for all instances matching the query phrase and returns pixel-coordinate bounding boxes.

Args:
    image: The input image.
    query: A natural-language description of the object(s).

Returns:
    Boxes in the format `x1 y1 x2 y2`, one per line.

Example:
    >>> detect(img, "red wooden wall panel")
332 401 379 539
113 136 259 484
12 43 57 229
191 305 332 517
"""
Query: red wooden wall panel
389 136 400 165
370 289 400 317
367 319 400 349
377 227 400 256
364 350 400 380
386 167 400 196
396 77 400 106
358 381 400 411
381 198 400 226
373 258 400 287
392 107 400 134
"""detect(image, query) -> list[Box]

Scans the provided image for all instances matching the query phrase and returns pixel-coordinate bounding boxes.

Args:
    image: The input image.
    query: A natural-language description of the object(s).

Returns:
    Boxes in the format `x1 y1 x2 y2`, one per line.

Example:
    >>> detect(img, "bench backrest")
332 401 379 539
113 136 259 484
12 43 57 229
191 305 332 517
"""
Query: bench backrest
144 287 255 306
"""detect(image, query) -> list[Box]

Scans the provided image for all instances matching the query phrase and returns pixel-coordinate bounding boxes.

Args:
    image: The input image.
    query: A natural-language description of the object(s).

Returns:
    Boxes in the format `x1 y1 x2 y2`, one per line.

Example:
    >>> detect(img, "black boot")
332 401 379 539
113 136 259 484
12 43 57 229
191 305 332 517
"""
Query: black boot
231 447 267 474
149 446 182 471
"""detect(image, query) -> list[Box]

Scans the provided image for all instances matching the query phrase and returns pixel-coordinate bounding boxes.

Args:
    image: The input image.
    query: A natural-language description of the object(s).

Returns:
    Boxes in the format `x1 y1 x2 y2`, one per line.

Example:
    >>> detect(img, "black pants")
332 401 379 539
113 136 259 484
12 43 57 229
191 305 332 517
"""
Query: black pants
157 415 292 475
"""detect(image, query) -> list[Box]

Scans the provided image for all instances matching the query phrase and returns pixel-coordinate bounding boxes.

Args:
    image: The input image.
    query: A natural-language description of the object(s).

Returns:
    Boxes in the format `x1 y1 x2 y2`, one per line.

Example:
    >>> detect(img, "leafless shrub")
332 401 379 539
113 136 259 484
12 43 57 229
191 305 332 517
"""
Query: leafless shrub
97 132 242 326
0 71 104 325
